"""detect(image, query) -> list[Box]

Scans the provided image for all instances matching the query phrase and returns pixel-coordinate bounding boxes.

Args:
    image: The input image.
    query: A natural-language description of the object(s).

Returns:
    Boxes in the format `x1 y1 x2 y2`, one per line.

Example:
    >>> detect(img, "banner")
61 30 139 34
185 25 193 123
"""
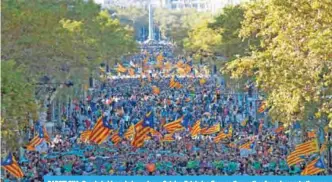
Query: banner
44 176 332 182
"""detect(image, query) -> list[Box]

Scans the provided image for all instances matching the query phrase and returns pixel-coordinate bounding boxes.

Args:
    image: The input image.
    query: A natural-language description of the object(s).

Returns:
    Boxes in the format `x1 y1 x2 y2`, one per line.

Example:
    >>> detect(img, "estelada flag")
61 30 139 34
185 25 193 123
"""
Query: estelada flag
1 153 24 178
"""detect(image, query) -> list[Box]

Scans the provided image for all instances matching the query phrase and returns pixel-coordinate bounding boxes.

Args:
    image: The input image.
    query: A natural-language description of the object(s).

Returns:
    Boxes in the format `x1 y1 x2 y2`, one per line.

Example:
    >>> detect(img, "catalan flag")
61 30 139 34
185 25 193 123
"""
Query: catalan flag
214 125 232 143
258 122 263 133
214 130 228 143
1 153 24 178
275 126 284 133
320 143 327 153
184 64 192 74
176 61 184 68
190 120 201 137
161 134 175 142
111 131 122 145
124 125 135 140
228 125 233 137
307 131 316 139
80 130 92 143
157 54 163 62
26 125 49 151
301 158 326 175
132 120 151 148
89 117 113 145
258 101 266 113
287 151 305 166
239 141 255 150
173 82 182 89
201 123 220 135
128 68 135 76
199 78 206 85
152 86 160 95
294 139 319 155
268 146 273 154
164 62 172 70
163 117 184 133
42 126 50 143
241 119 248 127
117 64 127 73
169 77 182 89
229 142 236 148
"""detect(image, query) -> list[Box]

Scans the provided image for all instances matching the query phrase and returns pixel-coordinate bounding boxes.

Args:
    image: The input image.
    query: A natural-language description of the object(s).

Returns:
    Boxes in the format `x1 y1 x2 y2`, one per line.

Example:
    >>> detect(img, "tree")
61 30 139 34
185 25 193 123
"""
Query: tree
2 0 137 81
111 6 148 40
1 0 138 149
183 20 222 56
154 8 212 52
209 5 258 59
224 0 332 124
1 61 38 150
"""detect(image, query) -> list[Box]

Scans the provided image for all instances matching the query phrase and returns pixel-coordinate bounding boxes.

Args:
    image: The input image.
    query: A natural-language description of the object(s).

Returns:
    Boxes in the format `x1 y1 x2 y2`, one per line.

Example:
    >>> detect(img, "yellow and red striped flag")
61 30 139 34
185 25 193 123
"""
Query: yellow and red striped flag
164 62 172 70
184 64 192 74
42 126 50 143
26 126 50 151
239 141 254 150
132 119 151 148
320 143 327 154
163 117 184 133
201 123 220 135
199 78 206 85
287 151 305 166
124 125 135 140
152 86 160 95
307 131 316 139
214 130 228 143
301 158 326 175
190 120 201 137
161 134 175 142
294 139 319 155
128 68 135 76
110 131 122 145
1 153 24 178
258 101 266 113
241 119 248 127
89 117 113 145
117 64 127 73
275 126 284 133
268 146 273 154
80 130 92 143
258 123 263 133
174 82 182 89
214 125 233 143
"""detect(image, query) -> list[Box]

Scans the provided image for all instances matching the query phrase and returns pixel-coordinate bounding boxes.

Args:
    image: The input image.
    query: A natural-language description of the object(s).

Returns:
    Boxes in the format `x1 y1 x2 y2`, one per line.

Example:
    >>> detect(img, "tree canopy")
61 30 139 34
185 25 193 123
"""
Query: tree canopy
1 61 38 150
153 8 212 52
224 0 332 124
1 0 137 150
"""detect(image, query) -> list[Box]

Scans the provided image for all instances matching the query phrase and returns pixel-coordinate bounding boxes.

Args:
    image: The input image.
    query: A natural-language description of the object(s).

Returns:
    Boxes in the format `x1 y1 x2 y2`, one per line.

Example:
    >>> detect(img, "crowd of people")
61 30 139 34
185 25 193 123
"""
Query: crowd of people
2 44 330 181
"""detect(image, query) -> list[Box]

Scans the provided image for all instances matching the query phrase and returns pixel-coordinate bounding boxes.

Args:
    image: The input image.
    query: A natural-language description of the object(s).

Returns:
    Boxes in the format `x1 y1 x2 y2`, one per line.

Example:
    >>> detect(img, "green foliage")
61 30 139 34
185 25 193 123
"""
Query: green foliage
209 5 258 58
1 60 38 150
183 19 222 54
1 0 137 149
154 8 212 52
224 0 332 124
1 0 137 80
113 6 148 37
